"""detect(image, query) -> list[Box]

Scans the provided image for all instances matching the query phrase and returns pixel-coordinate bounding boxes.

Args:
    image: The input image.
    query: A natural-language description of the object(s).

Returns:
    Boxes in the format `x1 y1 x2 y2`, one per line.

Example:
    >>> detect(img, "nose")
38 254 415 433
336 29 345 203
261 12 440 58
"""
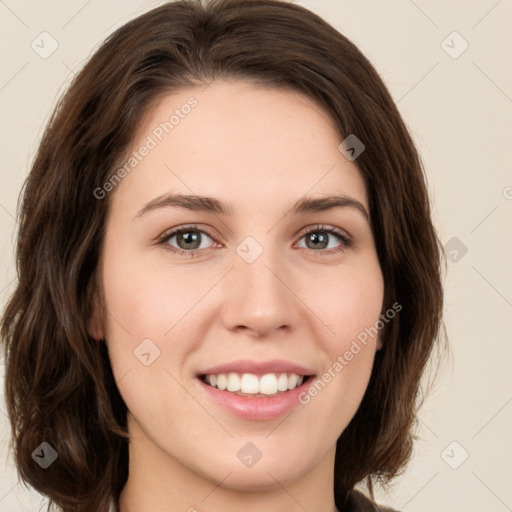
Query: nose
220 246 301 338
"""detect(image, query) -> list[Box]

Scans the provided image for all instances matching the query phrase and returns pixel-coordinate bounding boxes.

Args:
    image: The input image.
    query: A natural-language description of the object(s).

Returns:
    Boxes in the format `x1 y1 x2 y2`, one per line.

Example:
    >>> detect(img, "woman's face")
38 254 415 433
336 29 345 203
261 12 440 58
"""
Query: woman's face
91 80 384 496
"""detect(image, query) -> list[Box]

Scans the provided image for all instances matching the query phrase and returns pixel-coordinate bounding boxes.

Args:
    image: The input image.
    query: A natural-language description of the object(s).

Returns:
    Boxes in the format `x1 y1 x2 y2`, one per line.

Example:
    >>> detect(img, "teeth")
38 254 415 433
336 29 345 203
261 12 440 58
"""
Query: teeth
203 372 307 395
259 373 277 394
227 372 241 392
277 373 289 391
216 374 227 391
241 373 259 393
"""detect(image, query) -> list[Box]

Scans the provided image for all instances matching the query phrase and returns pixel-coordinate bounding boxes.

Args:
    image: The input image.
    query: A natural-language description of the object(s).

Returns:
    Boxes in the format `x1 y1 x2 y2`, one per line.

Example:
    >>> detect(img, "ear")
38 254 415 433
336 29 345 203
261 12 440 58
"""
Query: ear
375 335 383 350
86 273 105 341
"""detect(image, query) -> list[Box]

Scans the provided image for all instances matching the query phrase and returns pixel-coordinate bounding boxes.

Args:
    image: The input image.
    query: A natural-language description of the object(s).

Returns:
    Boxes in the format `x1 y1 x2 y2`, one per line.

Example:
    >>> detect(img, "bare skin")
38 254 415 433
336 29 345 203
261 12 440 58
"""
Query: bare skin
88 80 384 512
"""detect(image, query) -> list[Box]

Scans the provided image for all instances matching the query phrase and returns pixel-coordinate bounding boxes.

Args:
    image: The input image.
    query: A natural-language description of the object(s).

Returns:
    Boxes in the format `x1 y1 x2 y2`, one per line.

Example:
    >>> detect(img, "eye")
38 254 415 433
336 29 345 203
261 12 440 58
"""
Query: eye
158 225 216 257
157 223 352 257
296 224 352 254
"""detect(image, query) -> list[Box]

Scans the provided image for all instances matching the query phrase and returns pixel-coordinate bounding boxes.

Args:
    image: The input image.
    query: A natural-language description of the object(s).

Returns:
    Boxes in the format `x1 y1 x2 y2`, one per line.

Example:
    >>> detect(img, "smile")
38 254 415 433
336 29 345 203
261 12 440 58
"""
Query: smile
197 374 316 421
200 372 311 397
202 372 309 398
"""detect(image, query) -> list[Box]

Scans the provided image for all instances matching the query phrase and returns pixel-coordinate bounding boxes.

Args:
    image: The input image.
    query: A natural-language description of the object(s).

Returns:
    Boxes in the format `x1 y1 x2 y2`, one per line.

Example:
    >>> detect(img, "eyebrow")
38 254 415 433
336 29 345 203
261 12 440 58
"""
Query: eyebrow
134 193 370 222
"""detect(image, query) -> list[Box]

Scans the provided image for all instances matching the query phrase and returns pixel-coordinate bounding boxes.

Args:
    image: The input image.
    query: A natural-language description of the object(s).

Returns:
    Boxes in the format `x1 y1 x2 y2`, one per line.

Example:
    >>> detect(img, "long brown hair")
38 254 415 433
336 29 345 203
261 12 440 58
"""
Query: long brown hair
1 0 445 510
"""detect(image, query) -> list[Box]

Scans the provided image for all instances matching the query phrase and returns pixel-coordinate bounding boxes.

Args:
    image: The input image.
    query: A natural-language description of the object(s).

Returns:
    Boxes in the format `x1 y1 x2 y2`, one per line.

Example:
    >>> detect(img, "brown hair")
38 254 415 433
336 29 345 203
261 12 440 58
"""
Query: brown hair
1 0 446 510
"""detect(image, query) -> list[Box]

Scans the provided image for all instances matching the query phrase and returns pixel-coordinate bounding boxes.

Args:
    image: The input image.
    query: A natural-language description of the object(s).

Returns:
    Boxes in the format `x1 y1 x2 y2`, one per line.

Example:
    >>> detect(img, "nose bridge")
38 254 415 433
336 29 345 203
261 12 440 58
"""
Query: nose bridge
222 236 298 335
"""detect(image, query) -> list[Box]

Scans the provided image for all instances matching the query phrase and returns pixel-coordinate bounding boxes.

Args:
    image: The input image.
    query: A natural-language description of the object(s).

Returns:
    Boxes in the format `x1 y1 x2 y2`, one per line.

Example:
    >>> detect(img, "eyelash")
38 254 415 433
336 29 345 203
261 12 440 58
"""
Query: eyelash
156 224 353 258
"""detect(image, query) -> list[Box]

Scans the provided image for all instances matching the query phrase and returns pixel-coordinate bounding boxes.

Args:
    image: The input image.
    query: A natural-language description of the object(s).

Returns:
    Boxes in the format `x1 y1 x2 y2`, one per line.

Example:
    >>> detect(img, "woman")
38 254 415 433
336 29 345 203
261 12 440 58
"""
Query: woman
1 0 445 511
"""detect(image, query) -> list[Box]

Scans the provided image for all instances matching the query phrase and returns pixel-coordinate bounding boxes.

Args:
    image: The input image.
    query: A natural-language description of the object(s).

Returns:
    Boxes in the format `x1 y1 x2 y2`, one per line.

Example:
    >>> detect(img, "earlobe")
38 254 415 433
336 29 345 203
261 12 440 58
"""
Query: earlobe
376 336 383 350
87 301 105 341
86 276 105 341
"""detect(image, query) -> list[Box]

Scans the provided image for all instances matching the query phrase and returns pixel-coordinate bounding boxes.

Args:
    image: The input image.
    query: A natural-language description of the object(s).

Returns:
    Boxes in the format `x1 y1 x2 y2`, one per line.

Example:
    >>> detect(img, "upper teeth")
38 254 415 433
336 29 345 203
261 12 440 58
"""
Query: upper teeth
204 372 305 395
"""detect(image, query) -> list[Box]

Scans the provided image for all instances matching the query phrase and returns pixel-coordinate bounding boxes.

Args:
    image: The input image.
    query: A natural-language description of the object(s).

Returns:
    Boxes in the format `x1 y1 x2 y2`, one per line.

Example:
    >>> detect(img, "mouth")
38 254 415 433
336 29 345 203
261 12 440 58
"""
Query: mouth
198 372 315 398
195 361 318 420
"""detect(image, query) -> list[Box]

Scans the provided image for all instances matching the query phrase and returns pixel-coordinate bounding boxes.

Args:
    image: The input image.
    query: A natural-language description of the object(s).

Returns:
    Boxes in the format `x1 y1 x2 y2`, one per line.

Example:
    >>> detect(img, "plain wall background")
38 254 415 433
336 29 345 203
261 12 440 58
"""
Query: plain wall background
1 0 511 510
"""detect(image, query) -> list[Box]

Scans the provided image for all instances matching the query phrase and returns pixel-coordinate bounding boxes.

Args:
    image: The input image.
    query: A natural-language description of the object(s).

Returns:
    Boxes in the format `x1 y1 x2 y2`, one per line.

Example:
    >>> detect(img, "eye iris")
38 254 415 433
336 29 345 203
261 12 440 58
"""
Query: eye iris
178 230 201 250
306 231 328 250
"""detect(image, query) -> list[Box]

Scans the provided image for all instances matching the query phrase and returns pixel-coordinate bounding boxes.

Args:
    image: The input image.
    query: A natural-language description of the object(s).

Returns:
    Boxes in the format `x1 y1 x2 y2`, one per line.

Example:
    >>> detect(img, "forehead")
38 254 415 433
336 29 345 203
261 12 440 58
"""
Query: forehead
109 80 368 216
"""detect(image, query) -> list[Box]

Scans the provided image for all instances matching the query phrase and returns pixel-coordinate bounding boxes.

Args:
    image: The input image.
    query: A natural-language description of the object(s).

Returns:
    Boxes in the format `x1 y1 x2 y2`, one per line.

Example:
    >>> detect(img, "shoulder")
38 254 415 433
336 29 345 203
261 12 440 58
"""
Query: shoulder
345 489 401 512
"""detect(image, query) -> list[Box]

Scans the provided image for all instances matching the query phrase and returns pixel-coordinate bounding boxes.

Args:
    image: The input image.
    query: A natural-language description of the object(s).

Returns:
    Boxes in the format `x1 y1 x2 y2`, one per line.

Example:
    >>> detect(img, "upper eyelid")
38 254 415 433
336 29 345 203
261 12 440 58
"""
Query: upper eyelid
158 224 216 242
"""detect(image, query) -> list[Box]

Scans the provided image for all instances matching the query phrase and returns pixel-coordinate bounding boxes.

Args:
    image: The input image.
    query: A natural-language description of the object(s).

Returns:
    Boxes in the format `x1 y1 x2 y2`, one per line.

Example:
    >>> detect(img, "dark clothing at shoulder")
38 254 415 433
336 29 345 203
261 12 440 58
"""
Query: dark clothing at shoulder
344 489 401 512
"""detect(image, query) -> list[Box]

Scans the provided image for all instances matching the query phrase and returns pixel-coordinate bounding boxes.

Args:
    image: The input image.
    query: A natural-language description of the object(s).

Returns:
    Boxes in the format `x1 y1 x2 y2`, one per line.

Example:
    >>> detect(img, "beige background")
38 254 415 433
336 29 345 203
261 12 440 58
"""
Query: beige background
1 0 511 510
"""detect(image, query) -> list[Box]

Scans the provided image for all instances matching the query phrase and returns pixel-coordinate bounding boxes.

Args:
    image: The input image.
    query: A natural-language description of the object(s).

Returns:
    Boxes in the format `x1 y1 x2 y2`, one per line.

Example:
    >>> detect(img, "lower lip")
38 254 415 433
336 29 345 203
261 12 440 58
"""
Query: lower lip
197 377 314 421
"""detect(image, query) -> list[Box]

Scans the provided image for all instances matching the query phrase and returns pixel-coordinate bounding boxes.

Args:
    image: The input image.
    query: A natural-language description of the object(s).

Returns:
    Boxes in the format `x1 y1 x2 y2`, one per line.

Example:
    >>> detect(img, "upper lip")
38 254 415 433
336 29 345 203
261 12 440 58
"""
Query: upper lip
197 359 316 377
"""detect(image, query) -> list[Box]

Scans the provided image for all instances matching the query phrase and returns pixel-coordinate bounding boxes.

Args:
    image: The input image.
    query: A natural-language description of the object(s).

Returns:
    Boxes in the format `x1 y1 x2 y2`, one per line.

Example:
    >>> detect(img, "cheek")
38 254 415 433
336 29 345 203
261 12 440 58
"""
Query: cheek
305 260 384 414
99 261 191 424
316 259 385 349
99 252 216 388
101 255 203 338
